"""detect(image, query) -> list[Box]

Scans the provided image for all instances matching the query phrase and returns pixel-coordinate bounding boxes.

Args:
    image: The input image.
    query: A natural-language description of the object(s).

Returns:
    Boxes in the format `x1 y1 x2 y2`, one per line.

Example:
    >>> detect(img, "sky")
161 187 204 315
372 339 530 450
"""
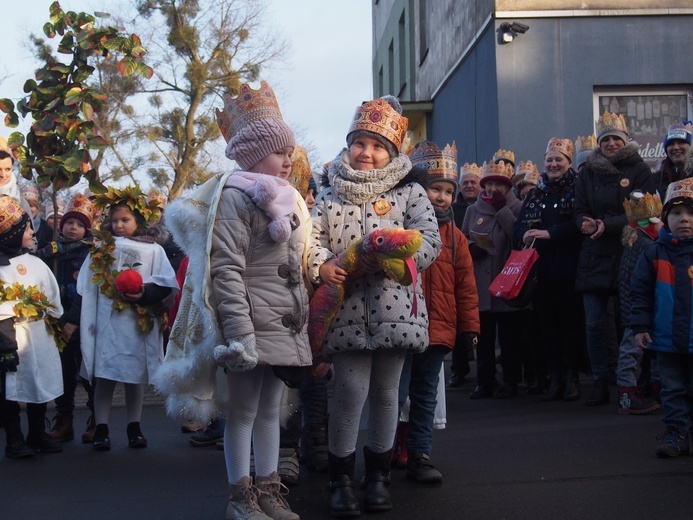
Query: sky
0 0 373 177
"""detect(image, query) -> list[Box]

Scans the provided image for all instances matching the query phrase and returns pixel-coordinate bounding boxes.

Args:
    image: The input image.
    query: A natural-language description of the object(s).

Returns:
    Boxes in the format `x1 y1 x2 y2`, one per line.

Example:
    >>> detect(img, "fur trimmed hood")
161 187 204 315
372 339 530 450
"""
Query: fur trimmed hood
585 142 643 176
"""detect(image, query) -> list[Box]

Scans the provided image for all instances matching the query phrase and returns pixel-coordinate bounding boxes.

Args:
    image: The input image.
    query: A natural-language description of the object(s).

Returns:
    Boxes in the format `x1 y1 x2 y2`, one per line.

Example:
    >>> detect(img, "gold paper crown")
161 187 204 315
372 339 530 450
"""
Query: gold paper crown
575 134 598 153
216 81 284 144
596 111 628 140
492 149 515 165
460 162 482 180
515 161 540 185
0 196 24 234
20 184 39 201
65 193 95 222
623 191 662 223
147 192 168 207
289 145 312 198
409 140 458 184
481 160 514 184
348 98 408 152
665 121 693 142
546 138 575 160
665 177 693 207
45 198 67 218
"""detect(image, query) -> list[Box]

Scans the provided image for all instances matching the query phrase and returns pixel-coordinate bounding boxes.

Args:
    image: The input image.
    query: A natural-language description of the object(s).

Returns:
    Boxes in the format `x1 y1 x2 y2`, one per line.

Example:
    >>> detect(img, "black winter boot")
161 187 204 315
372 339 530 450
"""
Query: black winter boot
540 376 565 402
362 446 393 512
4 417 33 459
328 451 360 518
26 403 62 453
563 371 581 401
585 378 609 406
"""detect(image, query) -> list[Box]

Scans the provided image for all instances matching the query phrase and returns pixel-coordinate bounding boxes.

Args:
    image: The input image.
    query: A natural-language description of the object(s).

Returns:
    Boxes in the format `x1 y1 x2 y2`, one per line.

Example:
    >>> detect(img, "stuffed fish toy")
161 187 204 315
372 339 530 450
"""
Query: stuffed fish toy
308 227 423 371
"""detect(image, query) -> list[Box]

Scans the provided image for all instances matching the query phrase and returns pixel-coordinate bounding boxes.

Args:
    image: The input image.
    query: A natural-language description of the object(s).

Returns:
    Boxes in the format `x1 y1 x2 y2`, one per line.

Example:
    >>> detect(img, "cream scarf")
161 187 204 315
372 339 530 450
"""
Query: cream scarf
328 149 412 205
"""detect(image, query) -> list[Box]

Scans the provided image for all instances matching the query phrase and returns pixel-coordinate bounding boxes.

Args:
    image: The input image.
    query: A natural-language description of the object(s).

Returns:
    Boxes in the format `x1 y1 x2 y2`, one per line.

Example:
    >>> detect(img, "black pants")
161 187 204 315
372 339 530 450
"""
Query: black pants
476 311 526 388
55 331 94 415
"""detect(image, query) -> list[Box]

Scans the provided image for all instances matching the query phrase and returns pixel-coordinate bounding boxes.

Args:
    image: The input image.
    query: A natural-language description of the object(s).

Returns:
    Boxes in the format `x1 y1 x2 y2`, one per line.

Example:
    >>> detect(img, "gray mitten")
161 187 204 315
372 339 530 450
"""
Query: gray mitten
213 333 258 372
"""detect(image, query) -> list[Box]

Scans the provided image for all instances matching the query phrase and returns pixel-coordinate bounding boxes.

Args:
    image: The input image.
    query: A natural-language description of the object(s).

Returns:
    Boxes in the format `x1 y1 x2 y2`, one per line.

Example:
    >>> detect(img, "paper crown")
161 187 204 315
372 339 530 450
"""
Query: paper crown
409 140 458 184
460 162 482 180
215 81 284 144
546 138 575 161
480 160 514 186
596 111 628 142
65 193 95 221
289 145 312 198
348 98 408 152
665 121 693 147
20 184 39 201
575 134 598 153
45 198 67 218
665 177 693 207
623 191 662 223
0 196 24 234
492 149 515 165
147 192 168 207
515 161 540 185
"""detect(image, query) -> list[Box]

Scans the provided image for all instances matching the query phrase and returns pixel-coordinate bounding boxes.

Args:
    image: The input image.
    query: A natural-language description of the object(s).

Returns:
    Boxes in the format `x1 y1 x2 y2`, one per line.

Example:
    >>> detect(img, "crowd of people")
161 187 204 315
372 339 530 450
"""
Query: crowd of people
0 85 692 520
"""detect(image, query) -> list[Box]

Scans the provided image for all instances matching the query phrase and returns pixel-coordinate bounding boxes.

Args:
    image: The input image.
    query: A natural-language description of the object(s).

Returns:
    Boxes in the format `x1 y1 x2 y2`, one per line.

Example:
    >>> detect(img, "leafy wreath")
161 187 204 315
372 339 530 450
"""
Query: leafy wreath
0 279 66 352
88 185 166 333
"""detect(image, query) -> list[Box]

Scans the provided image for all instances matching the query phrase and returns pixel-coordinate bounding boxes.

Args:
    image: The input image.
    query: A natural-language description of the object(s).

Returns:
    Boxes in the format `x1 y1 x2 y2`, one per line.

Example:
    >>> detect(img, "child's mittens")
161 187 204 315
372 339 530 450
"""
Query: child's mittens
213 333 258 371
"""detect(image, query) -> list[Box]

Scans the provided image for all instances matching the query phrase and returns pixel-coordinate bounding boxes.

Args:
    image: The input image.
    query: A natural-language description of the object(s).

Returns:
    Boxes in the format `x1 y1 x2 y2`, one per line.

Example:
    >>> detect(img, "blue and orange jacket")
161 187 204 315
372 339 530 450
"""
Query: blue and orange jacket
630 227 693 354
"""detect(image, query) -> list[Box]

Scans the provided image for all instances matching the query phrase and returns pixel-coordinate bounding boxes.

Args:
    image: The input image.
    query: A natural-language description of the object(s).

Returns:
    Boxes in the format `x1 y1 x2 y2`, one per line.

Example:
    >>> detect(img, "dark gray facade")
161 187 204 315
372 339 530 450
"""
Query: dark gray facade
373 3 693 169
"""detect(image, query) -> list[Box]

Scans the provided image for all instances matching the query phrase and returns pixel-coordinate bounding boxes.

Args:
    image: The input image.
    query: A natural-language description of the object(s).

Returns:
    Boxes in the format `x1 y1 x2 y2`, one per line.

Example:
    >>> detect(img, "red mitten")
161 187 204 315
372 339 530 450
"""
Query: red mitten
115 269 143 294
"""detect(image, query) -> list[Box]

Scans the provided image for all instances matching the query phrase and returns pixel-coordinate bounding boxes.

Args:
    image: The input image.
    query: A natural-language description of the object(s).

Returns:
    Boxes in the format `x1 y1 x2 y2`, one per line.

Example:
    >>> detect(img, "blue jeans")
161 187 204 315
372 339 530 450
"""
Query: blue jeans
583 291 612 381
656 351 693 430
300 372 329 426
398 345 447 457
617 328 660 388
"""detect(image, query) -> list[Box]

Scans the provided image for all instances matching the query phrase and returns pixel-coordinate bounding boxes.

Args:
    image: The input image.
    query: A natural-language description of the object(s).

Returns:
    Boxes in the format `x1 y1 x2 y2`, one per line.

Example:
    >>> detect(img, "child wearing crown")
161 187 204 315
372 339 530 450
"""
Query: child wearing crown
35 194 98 443
76 187 178 452
155 81 312 520
396 140 479 484
616 191 662 415
307 95 441 516
0 195 64 458
630 178 693 457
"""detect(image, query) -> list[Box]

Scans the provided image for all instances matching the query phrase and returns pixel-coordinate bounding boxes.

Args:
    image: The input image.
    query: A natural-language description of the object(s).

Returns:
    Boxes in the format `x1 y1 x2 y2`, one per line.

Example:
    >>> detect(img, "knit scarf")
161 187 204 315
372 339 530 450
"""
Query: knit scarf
0 171 20 202
525 169 577 209
225 171 297 242
434 207 452 225
328 150 412 205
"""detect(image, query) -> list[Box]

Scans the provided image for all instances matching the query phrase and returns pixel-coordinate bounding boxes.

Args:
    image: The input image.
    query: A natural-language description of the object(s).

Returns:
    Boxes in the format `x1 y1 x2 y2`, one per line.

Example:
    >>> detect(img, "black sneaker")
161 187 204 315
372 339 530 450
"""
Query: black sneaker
405 454 442 484
655 427 690 458
93 423 111 451
189 418 225 447
127 422 148 449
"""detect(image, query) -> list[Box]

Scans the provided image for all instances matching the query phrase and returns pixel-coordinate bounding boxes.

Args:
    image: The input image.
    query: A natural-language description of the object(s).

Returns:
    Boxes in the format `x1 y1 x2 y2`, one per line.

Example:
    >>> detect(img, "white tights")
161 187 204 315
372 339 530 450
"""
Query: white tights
329 350 406 457
224 365 285 483
93 377 144 425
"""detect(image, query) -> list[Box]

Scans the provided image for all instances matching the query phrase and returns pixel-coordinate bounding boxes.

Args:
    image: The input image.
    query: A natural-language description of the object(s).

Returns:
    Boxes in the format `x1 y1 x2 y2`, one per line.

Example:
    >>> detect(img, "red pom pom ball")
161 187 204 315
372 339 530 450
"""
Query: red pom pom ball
115 269 143 294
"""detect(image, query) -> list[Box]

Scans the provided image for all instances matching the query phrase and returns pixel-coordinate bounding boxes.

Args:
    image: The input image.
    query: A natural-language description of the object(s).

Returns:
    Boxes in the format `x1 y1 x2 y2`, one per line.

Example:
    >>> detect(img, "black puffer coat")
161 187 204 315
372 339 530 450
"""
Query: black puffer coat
574 143 653 293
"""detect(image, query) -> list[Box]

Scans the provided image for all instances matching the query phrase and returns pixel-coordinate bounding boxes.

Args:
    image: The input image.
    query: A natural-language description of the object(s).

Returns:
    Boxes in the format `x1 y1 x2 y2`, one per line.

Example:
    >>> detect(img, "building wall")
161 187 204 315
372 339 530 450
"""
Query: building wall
495 14 693 166
427 26 499 166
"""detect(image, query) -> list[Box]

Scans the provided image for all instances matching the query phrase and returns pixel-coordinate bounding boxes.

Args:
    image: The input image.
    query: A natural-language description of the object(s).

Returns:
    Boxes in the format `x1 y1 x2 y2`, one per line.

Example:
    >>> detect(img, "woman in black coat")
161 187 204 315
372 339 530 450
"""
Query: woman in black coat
514 138 584 402
573 112 654 406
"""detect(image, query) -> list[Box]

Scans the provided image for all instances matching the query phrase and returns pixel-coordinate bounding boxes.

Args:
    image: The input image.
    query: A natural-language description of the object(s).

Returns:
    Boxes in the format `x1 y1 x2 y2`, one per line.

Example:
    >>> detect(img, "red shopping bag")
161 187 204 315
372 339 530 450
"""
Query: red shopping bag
488 247 539 304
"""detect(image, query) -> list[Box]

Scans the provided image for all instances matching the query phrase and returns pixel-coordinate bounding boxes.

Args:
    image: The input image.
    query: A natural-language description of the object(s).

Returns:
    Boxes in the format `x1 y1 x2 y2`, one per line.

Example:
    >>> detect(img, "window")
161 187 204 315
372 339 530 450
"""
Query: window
594 89 692 169
418 0 429 65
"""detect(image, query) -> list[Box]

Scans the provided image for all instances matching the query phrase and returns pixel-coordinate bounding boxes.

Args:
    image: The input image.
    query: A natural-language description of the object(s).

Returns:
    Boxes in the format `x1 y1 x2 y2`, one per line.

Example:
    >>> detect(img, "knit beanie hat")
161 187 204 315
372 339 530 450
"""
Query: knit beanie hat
216 81 295 172
60 193 94 236
664 121 693 149
346 95 408 158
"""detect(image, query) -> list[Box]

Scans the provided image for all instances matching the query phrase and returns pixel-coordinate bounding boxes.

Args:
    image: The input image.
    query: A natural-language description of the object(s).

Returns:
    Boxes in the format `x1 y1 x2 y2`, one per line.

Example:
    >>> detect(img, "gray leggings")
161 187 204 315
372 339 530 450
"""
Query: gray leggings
329 349 406 456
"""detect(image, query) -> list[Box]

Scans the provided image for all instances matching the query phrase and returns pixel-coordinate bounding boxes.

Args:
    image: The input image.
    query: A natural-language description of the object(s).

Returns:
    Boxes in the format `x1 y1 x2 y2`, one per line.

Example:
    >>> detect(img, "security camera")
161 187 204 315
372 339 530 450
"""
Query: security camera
510 22 529 33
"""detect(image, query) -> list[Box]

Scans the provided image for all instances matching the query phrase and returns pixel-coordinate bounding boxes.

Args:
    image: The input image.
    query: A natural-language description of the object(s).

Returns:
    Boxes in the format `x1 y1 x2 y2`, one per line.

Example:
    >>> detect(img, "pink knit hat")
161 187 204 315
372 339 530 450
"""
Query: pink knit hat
216 81 295 171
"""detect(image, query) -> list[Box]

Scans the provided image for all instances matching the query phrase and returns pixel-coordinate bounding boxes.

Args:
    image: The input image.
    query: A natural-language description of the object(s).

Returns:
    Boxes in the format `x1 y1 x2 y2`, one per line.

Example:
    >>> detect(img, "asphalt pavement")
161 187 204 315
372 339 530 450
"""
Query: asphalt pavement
2 365 693 520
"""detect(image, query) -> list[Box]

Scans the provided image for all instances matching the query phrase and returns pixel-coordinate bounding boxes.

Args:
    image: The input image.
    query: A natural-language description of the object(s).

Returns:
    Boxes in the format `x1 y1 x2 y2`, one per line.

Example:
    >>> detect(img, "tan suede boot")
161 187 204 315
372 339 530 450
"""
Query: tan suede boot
255 472 299 520
226 476 271 520
49 413 74 442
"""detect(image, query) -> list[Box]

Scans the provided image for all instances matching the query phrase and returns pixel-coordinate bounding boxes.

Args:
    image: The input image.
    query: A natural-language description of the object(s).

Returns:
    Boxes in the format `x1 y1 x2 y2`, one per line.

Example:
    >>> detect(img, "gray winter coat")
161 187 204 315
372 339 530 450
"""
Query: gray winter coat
210 185 312 367
307 160 441 356
461 189 523 312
